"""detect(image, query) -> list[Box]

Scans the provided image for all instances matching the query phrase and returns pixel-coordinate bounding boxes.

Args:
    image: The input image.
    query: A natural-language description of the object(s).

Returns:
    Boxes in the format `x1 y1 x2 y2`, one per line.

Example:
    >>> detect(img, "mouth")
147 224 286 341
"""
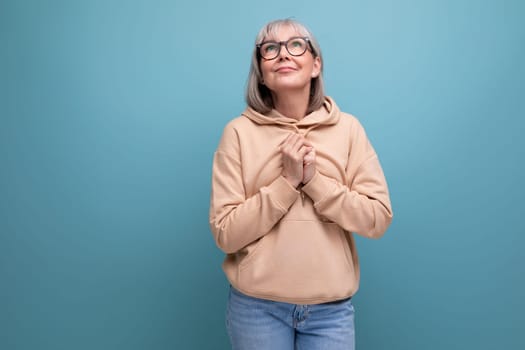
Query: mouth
275 66 296 73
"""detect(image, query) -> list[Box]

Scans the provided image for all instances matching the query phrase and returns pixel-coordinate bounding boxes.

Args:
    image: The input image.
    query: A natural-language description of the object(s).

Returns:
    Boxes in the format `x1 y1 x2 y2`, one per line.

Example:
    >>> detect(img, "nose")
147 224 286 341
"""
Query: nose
277 43 290 60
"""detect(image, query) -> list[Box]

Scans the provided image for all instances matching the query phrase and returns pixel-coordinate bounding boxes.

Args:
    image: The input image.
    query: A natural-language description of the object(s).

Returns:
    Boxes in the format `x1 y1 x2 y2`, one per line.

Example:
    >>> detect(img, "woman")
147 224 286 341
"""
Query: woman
209 18 393 349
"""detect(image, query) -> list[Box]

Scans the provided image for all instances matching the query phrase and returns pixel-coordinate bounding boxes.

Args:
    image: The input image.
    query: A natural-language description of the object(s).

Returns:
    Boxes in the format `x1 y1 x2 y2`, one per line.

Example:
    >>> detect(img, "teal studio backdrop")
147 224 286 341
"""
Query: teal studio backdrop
1 0 524 349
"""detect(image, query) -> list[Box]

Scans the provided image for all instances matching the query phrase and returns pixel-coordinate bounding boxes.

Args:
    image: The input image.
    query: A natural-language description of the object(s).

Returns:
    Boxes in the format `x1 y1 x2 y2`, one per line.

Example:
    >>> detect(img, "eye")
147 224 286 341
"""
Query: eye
289 39 305 48
263 43 278 53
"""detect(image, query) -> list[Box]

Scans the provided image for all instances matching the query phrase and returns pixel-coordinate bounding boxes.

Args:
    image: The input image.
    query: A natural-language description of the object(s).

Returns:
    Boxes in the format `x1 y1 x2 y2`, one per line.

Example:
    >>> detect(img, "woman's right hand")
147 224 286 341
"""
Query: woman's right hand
280 133 312 188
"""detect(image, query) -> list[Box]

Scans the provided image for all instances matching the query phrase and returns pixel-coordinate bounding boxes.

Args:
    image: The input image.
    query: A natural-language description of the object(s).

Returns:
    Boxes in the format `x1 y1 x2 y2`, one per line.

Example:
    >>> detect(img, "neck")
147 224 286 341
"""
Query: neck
271 87 310 121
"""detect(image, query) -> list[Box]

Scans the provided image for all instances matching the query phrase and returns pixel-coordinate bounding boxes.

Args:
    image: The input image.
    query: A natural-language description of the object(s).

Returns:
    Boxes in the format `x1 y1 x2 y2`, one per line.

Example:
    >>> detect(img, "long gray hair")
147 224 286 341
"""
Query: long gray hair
245 19 325 114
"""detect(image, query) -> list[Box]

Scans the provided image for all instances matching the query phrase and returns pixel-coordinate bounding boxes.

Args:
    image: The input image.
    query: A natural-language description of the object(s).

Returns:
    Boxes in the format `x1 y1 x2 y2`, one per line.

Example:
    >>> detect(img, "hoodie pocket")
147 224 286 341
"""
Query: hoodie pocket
238 236 266 270
237 220 357 301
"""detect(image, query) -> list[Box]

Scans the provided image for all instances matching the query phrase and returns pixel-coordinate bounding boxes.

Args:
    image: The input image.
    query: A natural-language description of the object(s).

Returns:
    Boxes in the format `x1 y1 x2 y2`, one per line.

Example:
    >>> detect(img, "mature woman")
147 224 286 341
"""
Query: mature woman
209 18 393 349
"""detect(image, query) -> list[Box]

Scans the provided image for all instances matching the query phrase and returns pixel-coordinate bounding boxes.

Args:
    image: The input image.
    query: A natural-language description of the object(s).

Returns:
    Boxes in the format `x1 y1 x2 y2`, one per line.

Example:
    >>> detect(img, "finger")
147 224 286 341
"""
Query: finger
282 134 302 155
303 141 314 150
297 145 311 159
279 132 296 147
304 147 316 162
304 146 315 156
304 154 315 165
290 135 309 153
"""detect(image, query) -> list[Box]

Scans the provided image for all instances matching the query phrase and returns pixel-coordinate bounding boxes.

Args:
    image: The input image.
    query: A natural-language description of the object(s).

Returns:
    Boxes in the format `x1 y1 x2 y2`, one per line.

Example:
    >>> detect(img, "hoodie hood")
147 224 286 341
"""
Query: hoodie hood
242 96 341 131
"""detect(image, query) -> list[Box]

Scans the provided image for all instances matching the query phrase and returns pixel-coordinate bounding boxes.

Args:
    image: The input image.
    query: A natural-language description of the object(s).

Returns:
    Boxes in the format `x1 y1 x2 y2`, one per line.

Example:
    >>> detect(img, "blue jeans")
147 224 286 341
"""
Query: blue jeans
226 286 355 350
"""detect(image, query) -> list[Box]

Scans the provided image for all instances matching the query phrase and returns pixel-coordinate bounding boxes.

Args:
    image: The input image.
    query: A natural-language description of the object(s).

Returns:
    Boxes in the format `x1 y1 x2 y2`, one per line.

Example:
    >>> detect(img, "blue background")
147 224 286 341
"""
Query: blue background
2 0 524 349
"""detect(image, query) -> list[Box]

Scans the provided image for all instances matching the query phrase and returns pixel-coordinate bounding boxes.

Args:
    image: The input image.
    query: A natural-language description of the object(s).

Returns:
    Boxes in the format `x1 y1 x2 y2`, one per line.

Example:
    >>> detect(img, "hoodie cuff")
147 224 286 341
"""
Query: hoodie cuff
301 170 337 204
269 176 300 210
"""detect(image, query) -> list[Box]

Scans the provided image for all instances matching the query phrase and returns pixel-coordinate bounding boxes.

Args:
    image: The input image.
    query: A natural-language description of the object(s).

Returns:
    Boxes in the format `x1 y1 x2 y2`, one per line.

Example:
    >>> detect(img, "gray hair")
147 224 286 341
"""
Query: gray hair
245 19 325 114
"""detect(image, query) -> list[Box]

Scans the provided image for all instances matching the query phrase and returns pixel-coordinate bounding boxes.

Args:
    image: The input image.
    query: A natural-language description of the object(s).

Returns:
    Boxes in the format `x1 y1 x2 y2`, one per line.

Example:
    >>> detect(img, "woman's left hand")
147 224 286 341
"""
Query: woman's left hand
302 146 316 184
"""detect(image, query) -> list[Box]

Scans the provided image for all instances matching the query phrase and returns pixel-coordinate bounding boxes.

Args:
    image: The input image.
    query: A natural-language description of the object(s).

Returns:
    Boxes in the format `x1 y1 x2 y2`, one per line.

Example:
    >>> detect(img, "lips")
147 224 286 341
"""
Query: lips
275 66 297 73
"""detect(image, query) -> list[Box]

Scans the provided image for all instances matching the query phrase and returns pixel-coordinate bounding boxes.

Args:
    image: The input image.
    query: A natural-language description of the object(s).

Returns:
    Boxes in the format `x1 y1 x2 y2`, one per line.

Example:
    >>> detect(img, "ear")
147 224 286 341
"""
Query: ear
311 56 322 78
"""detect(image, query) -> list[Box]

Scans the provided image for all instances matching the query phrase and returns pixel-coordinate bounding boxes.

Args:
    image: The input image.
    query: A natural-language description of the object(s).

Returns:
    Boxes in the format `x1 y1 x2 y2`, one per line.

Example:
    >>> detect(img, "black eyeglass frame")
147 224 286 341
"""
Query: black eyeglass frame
256 37 315 60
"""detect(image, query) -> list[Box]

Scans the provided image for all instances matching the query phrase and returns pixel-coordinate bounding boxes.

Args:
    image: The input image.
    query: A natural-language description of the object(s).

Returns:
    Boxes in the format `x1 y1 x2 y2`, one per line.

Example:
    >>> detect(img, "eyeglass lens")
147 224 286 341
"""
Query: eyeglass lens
259 38 308 59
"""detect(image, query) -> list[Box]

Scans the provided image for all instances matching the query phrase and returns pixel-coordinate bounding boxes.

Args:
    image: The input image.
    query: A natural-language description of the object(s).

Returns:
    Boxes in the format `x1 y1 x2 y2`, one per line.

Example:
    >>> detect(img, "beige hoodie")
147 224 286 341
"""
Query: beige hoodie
209 97 393 304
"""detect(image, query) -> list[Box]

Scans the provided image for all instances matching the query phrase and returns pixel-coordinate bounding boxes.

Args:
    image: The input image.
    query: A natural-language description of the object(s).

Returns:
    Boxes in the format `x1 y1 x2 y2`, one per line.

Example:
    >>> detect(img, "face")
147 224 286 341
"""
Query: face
259 25 321 95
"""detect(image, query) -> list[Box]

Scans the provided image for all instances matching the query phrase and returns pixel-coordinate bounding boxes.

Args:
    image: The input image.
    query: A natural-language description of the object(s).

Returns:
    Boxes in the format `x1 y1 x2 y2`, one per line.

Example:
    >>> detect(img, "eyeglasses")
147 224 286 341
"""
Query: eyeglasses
257 37 313 60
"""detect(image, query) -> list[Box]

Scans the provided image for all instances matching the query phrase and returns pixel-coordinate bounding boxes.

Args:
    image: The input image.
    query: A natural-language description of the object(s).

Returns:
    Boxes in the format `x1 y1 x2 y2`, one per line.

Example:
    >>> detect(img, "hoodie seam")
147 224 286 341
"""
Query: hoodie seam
215 150 241 165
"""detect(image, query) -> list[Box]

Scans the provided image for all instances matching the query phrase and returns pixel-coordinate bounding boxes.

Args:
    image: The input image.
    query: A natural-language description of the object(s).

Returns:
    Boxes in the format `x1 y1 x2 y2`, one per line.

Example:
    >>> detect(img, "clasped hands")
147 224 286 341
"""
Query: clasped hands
280 133 316 188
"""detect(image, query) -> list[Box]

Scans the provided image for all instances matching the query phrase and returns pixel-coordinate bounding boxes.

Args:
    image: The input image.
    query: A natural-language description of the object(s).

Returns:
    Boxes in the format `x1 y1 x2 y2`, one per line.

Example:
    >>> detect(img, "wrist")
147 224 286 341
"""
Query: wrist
302 169 316 185
283 175 301 188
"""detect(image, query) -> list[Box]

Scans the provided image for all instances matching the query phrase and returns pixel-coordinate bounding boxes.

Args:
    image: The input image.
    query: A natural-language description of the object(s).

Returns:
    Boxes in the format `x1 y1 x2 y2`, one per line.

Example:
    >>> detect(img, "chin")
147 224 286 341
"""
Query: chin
269 79 309 89
271 83 310 93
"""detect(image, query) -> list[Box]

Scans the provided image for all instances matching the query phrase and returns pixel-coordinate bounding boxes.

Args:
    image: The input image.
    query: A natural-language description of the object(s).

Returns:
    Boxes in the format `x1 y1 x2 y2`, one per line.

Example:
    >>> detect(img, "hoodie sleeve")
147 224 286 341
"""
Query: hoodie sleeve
209 122 300 254
301 120 393 238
